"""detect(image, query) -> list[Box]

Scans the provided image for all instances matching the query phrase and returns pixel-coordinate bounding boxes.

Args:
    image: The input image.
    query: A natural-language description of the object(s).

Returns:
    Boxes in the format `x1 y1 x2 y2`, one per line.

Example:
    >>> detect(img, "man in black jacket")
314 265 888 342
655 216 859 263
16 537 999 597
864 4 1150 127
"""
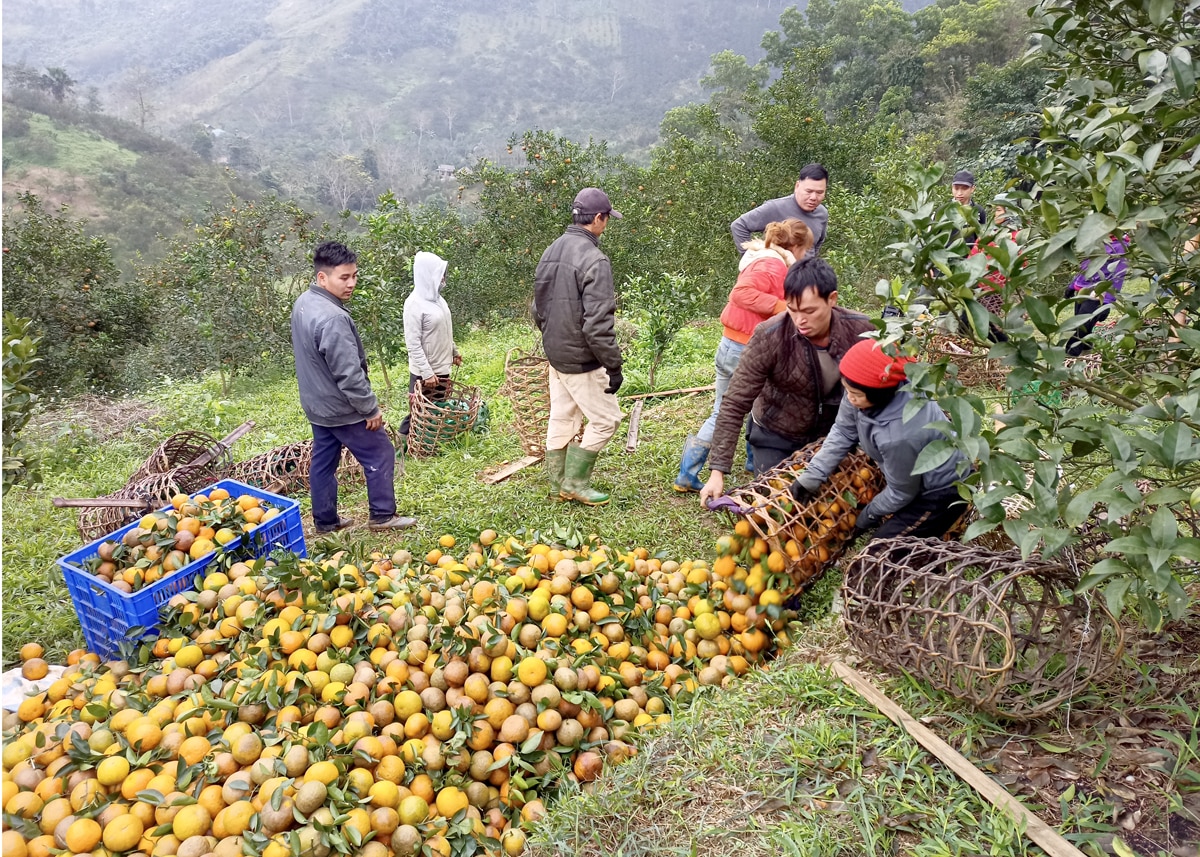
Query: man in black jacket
533 187 625 506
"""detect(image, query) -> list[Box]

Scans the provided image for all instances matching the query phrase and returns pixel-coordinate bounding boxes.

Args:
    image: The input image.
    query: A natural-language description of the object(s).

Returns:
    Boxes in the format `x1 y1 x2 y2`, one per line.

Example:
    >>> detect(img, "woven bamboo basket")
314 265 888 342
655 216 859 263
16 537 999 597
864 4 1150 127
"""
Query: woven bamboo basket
75 464 222 542
76 430 234 541
407 381 482 458
129 430 233 482
842 537 1124 720
230 441 314 495
724 441 886 590
500 344 552 457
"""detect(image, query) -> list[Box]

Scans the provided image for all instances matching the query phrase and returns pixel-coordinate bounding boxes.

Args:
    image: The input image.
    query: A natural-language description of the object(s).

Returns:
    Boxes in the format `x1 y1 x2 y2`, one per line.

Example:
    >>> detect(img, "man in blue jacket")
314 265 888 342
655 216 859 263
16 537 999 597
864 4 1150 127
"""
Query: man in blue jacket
291 241 415 533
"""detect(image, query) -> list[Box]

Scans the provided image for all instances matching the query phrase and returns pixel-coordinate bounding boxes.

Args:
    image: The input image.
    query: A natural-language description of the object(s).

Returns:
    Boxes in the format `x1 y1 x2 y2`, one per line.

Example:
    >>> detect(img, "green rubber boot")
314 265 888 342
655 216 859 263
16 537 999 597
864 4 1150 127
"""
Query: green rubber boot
544 447 567 499
560 443 610 506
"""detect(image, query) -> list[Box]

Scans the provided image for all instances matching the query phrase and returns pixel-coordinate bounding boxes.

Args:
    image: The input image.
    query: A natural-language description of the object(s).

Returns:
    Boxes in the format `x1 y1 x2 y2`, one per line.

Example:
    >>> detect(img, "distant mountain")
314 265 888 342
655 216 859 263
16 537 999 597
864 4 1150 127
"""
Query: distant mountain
2 0 927 207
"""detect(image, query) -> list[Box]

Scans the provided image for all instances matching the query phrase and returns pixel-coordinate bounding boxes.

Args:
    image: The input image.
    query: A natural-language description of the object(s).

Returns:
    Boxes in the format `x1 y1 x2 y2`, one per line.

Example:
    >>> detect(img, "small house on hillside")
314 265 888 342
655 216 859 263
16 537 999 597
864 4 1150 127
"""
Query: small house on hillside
437 164 455 180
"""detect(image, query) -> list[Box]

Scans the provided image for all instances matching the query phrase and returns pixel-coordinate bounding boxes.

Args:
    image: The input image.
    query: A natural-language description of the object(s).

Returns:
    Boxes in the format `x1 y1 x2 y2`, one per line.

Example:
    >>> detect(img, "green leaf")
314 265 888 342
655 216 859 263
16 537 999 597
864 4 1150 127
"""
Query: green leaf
1105 169 1127 218
911 441 955 475
1160 423 1195 468
1075 212 1117 255
1023 295 1059 335
1113 837 1139 857
1149 506 1178 547
1169 46 1196 97
1032 226 1080 277
1147 0 1173 25
1036 740 1073 753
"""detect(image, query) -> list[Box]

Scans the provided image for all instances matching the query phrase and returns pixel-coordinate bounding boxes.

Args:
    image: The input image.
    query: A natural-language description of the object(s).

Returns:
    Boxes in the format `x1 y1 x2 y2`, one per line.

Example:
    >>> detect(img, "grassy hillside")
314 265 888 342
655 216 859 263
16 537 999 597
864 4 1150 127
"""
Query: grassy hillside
1 88 289 270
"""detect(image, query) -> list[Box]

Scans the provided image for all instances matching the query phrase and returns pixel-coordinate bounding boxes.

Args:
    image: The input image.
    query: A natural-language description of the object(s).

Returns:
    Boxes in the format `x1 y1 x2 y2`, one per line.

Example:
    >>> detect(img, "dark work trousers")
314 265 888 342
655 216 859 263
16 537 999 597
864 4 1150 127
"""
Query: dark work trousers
1065 296 1110 357
872 487 969 540
745 418 816 475
398 373 450 435
309 421 396 528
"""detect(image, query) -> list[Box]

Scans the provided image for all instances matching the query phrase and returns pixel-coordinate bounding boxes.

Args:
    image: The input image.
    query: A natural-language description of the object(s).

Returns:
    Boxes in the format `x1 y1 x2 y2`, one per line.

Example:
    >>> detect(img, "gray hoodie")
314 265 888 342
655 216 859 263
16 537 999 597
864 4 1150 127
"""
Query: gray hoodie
795 388 969 527
291 284 379 427
404 251 458 379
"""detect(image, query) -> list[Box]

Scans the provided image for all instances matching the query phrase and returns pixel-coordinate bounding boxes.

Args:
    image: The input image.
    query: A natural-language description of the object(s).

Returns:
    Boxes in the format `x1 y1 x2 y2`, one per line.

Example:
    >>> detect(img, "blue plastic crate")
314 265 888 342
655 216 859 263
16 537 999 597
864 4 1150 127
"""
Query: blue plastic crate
57 478 306 659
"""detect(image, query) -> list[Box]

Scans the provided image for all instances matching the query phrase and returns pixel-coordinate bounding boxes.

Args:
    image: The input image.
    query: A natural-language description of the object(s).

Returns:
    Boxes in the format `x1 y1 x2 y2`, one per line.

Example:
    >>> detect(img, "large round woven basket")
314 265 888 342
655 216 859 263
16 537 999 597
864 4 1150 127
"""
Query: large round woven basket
723 441 886 591
842 537 1124 720
407 380 482 458
129 430 233 482
230 441 314 495
499 345 552 457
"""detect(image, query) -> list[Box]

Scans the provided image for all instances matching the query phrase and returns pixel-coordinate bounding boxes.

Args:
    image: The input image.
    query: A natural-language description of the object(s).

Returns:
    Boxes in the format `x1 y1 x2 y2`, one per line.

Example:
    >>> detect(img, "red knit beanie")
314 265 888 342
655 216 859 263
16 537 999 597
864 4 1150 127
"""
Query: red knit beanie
839 340 911 389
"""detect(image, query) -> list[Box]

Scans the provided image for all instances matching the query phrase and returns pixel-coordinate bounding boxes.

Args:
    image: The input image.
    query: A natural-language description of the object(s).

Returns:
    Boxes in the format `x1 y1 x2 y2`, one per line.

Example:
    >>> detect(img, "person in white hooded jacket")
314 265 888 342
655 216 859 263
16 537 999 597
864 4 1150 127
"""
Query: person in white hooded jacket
399 251 461 437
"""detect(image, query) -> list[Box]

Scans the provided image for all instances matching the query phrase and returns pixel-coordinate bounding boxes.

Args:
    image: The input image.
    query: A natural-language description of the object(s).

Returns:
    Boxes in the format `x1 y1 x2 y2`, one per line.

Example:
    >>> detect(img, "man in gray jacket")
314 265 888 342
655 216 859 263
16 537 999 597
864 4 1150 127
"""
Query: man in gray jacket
533 187 625 506
731 162 829 257
291 241 415 532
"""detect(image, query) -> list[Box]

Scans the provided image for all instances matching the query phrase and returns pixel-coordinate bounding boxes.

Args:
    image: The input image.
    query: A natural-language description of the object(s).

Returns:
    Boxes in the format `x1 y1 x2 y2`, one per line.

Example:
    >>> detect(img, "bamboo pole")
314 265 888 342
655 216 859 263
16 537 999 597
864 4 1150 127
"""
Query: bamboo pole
829 661 1086 857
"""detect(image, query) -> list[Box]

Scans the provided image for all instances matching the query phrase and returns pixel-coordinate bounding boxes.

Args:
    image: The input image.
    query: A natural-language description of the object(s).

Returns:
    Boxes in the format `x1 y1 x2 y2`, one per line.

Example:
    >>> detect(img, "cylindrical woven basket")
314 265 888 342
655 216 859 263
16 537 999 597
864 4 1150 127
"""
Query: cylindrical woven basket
230 441 314 495
75 463 223 542
77 430 234 541
129 430 232 482
724 441 886 590
407 380 482 458
500 345 551 457
842 537 1124 720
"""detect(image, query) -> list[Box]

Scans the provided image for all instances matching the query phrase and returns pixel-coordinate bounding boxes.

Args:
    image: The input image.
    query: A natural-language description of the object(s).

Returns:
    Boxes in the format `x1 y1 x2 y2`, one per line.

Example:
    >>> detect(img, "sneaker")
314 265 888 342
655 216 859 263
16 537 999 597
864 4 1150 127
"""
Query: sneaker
314 516 354 534
369 515 417 531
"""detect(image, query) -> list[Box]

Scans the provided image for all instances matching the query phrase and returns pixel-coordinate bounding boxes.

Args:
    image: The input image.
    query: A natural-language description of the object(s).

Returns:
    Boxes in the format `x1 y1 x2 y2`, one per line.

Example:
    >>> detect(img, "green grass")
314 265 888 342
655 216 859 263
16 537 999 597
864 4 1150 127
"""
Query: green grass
527 637 1036 856
7 112 140 175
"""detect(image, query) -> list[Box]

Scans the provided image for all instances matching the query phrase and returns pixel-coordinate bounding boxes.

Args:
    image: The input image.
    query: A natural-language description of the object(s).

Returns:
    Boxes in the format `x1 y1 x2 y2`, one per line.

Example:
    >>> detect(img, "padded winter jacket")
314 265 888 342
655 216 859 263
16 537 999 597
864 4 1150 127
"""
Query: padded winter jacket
708 307 874 473
719 242 795 345
794 388 971 529
533 225 622 375
291 285 379 427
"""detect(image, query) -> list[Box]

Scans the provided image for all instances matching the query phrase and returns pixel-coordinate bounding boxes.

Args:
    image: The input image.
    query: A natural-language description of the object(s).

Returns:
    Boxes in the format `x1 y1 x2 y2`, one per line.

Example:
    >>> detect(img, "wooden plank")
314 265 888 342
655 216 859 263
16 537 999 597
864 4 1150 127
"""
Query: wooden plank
481 455 542 485
622 384 715 401
830 661 1086 857
624 400 645 452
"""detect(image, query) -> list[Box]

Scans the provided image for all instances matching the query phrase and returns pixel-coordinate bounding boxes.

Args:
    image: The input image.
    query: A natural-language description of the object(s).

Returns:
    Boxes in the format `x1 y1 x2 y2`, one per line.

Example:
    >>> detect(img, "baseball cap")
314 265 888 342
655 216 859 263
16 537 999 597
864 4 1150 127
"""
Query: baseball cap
571 187 622 219
952 170 976 187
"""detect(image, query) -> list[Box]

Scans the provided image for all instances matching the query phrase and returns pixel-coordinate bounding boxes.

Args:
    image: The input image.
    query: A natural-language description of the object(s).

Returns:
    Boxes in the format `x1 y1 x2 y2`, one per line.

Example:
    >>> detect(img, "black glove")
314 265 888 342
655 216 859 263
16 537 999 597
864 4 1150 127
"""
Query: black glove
604 367 623 395
789 481 816 503
855 504 883 533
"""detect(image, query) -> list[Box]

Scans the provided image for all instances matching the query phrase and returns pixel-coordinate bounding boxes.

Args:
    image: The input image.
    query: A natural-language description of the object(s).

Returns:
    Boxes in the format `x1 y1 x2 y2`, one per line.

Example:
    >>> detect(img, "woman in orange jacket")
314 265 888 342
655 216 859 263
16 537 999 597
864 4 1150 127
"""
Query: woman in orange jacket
673 219 813 492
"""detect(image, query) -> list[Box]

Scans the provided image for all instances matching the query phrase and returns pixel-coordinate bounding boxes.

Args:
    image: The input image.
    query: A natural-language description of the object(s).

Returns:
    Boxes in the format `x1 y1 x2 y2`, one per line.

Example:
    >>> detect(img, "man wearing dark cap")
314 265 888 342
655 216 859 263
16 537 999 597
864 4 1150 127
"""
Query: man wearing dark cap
951 170 986 239
533 187 625 506
731 163 829 257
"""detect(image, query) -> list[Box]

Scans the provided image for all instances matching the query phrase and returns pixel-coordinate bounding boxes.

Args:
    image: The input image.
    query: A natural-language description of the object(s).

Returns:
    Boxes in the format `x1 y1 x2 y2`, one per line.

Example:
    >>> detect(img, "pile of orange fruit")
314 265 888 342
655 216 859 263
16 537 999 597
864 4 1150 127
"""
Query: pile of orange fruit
81 489 283 593
3 526 799 857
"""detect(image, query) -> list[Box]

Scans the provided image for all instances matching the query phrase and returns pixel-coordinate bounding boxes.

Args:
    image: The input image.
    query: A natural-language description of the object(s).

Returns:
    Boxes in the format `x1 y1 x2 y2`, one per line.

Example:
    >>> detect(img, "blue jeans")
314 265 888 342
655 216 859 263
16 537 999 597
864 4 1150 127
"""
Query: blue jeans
310 421 397 527
697 337 745 444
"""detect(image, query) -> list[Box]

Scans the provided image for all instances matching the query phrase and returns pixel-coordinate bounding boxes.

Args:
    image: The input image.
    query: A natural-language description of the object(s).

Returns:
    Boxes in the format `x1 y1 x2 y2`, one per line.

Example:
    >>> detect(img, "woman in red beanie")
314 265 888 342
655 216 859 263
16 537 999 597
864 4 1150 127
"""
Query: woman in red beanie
789 339 973 540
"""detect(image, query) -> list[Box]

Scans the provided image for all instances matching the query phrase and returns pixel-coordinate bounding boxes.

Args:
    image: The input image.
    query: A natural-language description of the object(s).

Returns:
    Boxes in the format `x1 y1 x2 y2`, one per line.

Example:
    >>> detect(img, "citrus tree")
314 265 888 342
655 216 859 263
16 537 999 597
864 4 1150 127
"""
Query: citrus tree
619 272 707 389
139 196 328 393
1 193 145 395
3 315 43 495
879 0 1200 626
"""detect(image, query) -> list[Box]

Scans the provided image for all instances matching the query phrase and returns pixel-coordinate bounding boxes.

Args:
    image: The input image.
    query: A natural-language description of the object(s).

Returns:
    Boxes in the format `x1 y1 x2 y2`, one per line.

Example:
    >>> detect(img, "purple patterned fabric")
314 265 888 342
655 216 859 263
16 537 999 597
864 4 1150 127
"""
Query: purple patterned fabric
1069 235 1130 304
